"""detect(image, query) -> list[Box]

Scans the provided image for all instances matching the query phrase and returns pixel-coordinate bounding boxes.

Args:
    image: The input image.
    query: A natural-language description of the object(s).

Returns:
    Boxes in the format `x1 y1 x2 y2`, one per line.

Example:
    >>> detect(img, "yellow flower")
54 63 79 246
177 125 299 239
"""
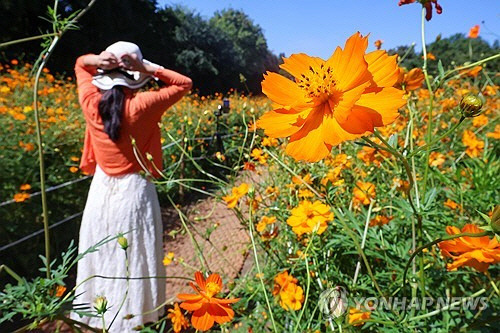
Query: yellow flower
256 216 276 233
472 114 488 128
250 148 268 164
429 151 445 167
222 183 249 208
69 166 79 173
279 283 304 311
486 125 500 139
287 200 333 236
163 252 175 266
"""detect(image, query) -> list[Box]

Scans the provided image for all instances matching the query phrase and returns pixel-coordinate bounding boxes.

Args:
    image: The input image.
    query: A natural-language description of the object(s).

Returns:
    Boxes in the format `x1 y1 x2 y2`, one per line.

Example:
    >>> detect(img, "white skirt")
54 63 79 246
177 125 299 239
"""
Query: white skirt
71 165 165 332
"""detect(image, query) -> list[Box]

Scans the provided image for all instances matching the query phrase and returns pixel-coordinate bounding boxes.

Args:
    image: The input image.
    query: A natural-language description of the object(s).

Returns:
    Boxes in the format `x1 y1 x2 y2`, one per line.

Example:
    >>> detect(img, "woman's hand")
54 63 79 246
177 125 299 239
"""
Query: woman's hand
119 54 157 75
97 51 119 70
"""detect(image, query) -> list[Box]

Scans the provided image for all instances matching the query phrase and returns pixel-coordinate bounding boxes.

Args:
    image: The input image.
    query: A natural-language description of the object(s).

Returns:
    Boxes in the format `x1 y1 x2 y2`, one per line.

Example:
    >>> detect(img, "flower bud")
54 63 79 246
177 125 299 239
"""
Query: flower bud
93 296 108 315
490 205 500 234
117 236 128 250
460 94 483 117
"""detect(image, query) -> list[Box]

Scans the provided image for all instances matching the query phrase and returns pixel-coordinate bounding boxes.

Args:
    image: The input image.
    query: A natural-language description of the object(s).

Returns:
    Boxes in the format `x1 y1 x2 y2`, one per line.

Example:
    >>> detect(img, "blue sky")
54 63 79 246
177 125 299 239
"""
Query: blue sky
158 0 499 59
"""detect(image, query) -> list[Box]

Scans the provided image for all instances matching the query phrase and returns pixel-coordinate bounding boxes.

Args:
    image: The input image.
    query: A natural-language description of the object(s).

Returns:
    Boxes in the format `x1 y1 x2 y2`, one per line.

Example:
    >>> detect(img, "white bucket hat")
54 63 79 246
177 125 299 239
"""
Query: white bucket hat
92 41 160 90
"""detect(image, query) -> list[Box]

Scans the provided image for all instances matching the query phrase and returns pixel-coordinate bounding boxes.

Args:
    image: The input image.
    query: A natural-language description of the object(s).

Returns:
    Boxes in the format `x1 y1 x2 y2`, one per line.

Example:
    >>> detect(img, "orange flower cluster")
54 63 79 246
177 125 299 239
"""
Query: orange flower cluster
167 303 189 333
286 200 333 236
222 183 249 208
178 272 239 331
13 183 32 202
273 271 304 311
438 224 500 272
369 215 393 227
257 32 405 162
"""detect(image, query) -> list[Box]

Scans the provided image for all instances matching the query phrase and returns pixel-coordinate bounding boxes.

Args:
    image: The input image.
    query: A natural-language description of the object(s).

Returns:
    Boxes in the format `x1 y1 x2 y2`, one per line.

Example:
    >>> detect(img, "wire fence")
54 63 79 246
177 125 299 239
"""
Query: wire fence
0 132 241 253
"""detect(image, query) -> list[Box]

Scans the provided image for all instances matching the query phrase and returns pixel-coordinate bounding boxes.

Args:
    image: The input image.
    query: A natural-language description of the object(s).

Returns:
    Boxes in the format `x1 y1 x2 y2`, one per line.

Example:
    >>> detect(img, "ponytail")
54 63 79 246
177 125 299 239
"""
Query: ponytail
98 86 125 141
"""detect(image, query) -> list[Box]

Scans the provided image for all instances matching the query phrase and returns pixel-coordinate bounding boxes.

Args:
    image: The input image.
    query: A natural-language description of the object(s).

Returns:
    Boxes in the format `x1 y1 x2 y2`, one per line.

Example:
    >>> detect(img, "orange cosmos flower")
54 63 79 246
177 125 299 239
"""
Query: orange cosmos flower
257 32 405 162
443 198 460 210
460 65 482 78
374 39 383 50
369 215 393 227
286 200 333 236
429 151 445 167
353 181 376 206
13 192 30 202
486 124 500 139
438 224 500 272
19 184 31 191
178 271 239 331
462 130 484 157
348 307 371 326
423 52 436 60
279 283 304 311
222 183 249 208
468 25 480 38
167 303 190 333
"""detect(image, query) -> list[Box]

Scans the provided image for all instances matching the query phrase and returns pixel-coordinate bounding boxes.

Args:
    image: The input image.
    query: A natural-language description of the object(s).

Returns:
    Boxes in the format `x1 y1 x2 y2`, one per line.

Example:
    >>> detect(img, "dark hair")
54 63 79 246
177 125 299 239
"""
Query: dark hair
98 86 125 141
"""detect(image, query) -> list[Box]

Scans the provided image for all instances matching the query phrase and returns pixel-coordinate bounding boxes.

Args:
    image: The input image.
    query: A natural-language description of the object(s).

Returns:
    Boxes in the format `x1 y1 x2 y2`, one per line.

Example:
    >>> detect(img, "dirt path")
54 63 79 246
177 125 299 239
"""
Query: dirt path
161 196 250 301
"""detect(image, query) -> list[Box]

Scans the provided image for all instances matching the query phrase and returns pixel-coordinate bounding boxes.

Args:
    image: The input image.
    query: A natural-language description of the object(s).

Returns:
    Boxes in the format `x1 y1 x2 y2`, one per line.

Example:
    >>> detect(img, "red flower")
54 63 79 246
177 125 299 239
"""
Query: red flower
398 0 442 21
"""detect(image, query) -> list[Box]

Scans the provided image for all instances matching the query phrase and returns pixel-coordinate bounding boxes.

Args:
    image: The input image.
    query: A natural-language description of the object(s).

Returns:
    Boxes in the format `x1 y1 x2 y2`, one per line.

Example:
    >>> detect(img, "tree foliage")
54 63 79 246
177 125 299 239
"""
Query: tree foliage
0 0 279 94
392 33 499 75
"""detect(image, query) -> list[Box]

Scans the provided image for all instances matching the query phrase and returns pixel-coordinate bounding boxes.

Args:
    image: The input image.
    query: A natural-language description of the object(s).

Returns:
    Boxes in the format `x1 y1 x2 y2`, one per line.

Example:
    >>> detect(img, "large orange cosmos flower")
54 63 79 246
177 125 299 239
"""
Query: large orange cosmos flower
257 32 405 162
438 224 500 272
178 272 239 331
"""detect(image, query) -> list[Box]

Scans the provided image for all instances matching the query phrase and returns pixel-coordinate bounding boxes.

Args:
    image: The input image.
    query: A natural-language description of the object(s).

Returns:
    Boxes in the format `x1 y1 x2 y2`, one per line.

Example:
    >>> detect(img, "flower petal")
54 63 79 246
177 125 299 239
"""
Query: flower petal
354 87 405 125
261 72 306 109
332 81 370 124
257 108 309 138
180 299 204 311
194 271 206 290
280 53 324 79
337 105 383 134
322 114 361 146
208 303 234 324
206 273 223 289
327 32 370 91
365 50 400 87
177 293 203 301
191 304 215 331
286 105 331 161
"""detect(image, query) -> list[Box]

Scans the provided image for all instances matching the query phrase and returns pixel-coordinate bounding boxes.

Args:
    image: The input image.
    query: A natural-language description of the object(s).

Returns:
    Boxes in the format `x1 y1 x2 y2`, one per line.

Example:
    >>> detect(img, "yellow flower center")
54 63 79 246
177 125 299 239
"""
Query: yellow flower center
205 282 221 298
297 64 337 100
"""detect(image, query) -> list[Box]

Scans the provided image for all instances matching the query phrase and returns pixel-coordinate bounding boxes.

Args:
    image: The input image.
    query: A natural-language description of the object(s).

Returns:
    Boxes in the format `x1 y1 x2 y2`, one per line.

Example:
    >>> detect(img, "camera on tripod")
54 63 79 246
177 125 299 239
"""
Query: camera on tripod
214 98 230 116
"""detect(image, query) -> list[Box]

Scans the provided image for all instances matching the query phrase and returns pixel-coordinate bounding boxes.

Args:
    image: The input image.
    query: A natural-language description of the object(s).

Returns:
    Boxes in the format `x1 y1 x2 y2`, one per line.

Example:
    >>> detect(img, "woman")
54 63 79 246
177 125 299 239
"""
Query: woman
71 41 192 331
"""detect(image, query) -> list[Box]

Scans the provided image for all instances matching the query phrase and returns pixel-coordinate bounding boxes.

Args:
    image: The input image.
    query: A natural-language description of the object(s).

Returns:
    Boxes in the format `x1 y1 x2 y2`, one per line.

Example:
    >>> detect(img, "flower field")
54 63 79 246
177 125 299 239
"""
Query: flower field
1 1 500 332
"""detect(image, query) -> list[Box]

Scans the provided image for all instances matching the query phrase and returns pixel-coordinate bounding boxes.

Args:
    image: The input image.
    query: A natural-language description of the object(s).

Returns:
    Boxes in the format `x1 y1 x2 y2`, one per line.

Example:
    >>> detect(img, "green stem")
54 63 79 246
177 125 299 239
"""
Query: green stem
293 233 315 333
0 33 59 48
407 116 466 158
408 287 487 321
33 36 60 279
247 195 278 333
107 251 130 330
0 264 23 284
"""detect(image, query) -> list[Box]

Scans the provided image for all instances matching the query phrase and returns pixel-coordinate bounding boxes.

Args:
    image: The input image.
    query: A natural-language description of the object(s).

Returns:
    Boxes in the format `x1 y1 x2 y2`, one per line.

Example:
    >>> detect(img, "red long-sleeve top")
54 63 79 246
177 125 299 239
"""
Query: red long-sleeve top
75 56 192 177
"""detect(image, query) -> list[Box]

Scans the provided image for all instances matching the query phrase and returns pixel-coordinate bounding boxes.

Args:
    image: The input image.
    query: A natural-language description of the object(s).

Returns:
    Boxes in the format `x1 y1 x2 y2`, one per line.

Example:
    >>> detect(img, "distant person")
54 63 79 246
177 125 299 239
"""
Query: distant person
71 41 192 331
